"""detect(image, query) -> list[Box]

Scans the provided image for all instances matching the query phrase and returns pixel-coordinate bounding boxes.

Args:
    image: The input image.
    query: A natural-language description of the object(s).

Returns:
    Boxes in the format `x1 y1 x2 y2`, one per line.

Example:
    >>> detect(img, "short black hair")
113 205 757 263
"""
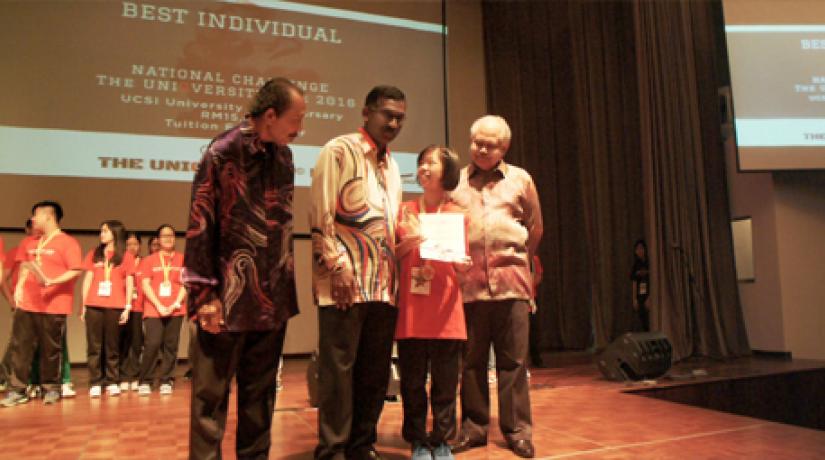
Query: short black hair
248 77 304 118
365 85 405 108
31 200 64 223
126 231 141 243
156 224 175 236
417 145 460 192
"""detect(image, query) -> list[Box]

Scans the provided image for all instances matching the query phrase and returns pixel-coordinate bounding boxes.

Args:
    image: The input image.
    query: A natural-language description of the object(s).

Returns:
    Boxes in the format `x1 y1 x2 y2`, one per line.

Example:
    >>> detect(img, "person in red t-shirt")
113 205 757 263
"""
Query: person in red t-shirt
136 224 186 395
394 146 471 460
1 201 82 407
118 231 145 392
81 220 134 398
0 221 38 391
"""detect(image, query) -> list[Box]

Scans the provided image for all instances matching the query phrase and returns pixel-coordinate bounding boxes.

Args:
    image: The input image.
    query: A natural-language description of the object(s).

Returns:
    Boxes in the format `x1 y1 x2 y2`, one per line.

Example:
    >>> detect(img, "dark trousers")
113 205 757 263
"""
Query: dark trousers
139 316 183 385
637 297 650 332
315 302 398 460
0 336 13 383
397 339 462 447
85 306 123 386
9 309 66 393
189 324 286 460
460 300 532 443
119 311 144 382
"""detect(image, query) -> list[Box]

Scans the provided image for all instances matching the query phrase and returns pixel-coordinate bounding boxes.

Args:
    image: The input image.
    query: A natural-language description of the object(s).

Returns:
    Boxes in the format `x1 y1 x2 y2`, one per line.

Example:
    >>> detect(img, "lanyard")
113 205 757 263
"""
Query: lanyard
159 251 174 284
418 196 445 215
103 255 113 281
35 229 61 264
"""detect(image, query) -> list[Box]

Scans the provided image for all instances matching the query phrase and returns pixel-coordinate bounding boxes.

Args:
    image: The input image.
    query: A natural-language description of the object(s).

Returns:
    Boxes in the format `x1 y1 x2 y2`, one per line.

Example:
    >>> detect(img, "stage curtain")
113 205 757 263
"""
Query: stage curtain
480 0 750 360
634 0 750 359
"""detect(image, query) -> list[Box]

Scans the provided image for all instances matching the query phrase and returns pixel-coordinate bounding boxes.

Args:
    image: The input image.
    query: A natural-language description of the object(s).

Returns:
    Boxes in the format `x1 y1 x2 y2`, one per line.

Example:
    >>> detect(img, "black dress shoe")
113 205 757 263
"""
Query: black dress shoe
349 446 383 460
450 434 486 453
508 439 535 458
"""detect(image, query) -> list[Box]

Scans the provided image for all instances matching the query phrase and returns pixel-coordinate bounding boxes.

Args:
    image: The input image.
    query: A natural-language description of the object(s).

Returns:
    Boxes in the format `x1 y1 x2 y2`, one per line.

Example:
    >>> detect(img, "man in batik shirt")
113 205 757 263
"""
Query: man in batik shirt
450 115 544 459
311 85 406 460
184 77 306 460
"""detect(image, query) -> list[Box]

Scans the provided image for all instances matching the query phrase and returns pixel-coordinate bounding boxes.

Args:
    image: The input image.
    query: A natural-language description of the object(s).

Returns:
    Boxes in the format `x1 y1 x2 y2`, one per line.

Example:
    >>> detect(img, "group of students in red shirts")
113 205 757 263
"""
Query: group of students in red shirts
0 200 188 406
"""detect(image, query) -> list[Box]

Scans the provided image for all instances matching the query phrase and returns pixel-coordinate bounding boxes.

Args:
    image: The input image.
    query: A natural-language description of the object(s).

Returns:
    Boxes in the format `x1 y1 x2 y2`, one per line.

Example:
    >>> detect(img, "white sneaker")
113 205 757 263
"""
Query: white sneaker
61 383 76 398
138 384 151 396
106 384 121 396
119 382 129 392
130 381 139 392
159 383 173 395
89 385 102 398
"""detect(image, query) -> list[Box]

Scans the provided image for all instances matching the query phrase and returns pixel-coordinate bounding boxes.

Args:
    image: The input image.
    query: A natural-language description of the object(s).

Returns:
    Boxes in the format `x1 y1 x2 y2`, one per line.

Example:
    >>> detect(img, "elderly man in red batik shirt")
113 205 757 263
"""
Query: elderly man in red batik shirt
450 115 544 459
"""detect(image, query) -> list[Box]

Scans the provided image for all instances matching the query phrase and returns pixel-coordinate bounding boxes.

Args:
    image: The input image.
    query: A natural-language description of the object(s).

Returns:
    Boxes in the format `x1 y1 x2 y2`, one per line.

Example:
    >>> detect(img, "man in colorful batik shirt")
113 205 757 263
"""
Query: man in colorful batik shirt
311 85 406 460
184 77 305 460
450 115 544 458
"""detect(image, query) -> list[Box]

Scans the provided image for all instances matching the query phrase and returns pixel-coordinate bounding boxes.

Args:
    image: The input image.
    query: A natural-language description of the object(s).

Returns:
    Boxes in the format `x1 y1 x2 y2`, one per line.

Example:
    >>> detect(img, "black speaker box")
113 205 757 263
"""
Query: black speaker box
597 331 672 381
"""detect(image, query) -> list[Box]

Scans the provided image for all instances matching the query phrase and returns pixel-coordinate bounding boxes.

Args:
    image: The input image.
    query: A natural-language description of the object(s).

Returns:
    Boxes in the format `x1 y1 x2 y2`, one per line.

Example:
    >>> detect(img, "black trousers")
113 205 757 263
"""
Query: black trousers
119 310 144 382
139 316 183 385
460 300 532 443
9 309 66 393
315 302 398 460
0 335 13 383
85 306 123 386
637 297 650 332
397 339 462 447
189 324 286 460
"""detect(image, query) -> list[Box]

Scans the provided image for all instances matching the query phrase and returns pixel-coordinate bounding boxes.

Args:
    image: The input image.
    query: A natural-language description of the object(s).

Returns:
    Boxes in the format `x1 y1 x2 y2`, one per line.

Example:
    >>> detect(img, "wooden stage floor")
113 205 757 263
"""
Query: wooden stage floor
0 356 823 459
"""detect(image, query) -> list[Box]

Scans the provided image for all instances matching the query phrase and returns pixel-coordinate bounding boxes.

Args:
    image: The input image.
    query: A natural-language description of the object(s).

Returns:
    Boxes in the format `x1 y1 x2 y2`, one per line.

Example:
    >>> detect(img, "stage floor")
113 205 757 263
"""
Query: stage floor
0 356 823 459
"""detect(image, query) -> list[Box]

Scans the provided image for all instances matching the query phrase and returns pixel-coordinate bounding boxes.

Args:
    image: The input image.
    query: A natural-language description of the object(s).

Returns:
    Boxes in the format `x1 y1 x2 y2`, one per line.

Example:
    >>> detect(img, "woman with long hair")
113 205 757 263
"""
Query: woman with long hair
81 220 135 397
136 224 186 395
118 231 144 391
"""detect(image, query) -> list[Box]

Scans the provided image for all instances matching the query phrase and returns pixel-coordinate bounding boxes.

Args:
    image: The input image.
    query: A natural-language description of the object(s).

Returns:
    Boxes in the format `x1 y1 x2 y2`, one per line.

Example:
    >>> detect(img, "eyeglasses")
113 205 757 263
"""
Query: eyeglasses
472 139 502 151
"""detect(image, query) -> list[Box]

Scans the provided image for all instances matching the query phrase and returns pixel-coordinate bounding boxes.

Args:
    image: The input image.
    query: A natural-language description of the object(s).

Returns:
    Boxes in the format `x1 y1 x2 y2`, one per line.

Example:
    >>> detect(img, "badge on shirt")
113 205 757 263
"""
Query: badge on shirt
639 282 648 296
410 266 434 296
97 280 112 297
159 281 172 298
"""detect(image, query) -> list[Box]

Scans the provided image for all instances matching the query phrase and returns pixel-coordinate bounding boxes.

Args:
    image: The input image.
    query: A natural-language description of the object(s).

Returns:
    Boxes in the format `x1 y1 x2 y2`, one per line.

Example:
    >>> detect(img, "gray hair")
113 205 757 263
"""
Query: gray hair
470 115 511 145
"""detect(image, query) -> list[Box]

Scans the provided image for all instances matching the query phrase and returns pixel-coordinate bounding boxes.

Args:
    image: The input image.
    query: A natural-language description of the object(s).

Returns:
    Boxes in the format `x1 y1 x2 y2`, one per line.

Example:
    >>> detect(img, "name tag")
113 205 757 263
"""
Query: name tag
159 281 172 298
410 267 432 296
97 281 112 297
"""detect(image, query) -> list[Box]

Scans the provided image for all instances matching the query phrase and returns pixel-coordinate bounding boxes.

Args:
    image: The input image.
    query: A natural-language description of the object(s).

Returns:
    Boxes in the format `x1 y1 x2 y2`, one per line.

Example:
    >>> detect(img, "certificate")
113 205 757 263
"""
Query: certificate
418 212 466 262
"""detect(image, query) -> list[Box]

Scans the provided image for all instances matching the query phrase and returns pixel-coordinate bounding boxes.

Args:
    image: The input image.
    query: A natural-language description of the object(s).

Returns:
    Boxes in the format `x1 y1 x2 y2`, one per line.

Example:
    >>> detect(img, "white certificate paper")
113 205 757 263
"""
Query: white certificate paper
418 212 466 262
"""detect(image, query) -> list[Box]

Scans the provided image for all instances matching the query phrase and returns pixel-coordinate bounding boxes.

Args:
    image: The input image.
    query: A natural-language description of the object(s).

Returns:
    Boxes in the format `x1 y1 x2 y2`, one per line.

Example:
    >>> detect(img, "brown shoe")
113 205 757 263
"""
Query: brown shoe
508 439 535 458
450 433 487 453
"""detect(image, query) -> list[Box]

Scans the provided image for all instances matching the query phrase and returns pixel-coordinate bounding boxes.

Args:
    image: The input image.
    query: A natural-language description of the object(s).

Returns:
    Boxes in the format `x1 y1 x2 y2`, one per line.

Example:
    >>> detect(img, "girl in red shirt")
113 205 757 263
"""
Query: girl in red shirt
81 220 134 397
118 231 145 391
136 224 186 395
395 146 469 460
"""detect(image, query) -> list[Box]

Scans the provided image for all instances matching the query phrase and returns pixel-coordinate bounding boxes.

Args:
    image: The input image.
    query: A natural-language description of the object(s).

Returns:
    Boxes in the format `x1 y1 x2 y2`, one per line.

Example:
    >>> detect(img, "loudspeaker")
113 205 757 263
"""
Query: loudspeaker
597 331 672 381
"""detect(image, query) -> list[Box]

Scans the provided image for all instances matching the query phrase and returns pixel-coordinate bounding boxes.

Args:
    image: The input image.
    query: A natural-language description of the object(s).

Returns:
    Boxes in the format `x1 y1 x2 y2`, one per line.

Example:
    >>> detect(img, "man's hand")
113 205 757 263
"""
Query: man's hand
331 265 356 311
22 261 48 285
197 299 224 334
119 307 131 325
80 306 86 323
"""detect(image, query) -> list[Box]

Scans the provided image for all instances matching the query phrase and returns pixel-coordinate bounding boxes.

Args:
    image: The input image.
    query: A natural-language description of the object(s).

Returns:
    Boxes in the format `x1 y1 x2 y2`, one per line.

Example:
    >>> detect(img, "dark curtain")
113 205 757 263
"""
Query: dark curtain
480 0 750 360
634 0 750 360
